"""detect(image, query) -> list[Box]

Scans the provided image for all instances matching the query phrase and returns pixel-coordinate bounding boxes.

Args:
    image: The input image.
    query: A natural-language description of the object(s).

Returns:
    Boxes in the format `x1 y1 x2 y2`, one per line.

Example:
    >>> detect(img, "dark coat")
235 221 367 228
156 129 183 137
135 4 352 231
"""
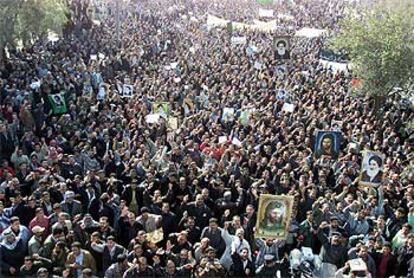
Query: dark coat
180 202 212 229
60 200 83 218
0 238 26 274
230 252 255 277
372 251 397 277
122 186 144 213
317 228 348 269
102 244 126 272
117 216 144 248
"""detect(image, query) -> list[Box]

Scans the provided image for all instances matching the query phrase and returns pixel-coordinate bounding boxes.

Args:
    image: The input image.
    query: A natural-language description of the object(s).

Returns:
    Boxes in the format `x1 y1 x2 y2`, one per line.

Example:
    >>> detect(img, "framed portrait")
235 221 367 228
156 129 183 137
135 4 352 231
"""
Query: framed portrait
152 102 170 118
255 194 294 240
167 116 179 130
359 150 385 187
314 130 341 159
274 36 291 60
276 89 290 101
222 107 235 121
122 84 134 98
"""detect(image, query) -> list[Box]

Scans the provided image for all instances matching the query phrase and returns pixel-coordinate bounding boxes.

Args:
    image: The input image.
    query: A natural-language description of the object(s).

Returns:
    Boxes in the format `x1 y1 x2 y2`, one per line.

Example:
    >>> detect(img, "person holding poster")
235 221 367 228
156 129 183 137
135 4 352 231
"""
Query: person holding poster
255 194 294 240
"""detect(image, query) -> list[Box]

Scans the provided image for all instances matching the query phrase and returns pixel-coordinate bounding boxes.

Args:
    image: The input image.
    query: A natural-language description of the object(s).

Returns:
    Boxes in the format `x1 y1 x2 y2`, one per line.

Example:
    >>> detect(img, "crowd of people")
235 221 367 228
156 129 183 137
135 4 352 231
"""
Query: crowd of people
0 0 413 277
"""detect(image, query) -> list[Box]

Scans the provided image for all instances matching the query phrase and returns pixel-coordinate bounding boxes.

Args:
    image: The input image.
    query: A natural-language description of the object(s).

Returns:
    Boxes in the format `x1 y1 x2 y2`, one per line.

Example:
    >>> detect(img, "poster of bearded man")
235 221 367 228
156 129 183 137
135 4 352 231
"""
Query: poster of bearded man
274 36 291 60
255 194 294 240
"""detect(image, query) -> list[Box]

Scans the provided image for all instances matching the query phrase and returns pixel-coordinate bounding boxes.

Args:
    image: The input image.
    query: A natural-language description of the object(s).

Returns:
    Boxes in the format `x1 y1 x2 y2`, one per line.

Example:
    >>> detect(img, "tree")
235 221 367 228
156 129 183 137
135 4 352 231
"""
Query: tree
331 0 414 111
0 0 68 60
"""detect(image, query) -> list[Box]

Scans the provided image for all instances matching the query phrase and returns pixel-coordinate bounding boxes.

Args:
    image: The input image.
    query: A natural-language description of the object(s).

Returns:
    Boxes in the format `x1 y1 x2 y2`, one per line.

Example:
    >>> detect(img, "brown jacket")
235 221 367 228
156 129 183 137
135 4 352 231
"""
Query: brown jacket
66 249 97 274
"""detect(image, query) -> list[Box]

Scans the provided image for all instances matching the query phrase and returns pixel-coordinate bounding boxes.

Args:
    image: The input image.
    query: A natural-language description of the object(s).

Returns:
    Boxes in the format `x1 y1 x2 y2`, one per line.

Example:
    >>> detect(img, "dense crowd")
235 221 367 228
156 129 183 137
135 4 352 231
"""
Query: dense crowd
0 0 413 277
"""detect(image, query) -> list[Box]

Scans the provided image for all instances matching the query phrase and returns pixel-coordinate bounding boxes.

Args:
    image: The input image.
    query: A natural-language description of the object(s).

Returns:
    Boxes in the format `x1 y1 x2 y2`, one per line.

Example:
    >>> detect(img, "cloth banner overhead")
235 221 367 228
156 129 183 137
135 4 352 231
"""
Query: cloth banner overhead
319 59 350 72
257 0 274 4
206 14 279 32
295 27 327 38
259 8 274 18
206 14 229 28
231 36 247 45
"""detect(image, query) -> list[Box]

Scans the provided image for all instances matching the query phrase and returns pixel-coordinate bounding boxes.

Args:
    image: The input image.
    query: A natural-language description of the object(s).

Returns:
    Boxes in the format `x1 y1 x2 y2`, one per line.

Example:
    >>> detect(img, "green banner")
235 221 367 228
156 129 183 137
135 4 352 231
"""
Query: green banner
257 0 274 5
48 93 67 115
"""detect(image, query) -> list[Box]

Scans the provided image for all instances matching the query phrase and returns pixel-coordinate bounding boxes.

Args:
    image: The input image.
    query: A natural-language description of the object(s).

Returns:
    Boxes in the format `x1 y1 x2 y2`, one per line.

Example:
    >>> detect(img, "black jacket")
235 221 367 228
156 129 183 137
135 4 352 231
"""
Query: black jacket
0 238 26 274
117 216 144 248
317 228 348 268
122 186 144 213
180 202 212 229
230 252 255 277
102 244 126 272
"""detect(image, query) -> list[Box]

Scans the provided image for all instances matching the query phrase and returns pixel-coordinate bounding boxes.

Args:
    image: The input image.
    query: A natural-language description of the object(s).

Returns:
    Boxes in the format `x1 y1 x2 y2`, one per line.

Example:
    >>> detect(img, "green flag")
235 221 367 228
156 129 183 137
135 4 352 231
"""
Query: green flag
48 93 67 114
227 21 233 34
257 0 274 4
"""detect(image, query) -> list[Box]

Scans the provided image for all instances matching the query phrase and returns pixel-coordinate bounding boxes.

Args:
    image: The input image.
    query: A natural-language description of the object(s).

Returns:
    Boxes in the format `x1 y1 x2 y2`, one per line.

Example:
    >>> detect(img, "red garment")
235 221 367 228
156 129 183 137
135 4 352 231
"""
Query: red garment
29 216 50 239
199 142 209 151
377 254 390 278
0 166 15 177
1 107 13 123
212 147 224 160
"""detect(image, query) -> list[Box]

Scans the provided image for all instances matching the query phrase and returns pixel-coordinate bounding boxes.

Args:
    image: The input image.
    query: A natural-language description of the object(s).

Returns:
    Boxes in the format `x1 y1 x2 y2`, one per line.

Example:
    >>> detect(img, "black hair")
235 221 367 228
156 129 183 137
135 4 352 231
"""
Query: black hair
368 155 382 168
276 40 287 47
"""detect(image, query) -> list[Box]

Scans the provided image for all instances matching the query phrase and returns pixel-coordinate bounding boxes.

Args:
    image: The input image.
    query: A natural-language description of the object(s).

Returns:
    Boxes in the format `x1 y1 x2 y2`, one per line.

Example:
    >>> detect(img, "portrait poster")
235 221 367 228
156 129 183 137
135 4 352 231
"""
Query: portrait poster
239 109 252 126
274 36 291 60
167 117 178 130
122 84 134 98
255 194 294 240
275 64 287 75
359 150 385 187
314 130 341 159
277 89 290 101
222 107 235 121
48 93 67 115
152 102 170 118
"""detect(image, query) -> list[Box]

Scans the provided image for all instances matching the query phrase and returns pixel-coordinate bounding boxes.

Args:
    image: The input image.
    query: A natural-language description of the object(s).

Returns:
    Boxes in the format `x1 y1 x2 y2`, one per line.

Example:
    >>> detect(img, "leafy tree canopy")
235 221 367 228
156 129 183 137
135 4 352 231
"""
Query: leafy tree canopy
331 0 414 99
0 0 68 50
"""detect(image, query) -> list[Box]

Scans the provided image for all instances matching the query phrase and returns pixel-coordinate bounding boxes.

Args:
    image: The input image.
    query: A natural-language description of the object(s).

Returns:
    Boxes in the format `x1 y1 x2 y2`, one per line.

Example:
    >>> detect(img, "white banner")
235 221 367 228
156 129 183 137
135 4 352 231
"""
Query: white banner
231 36 247 45
319 59 350 72
259 8 274 18
207 14 229 28
282 103 295 113
295 27 327 38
